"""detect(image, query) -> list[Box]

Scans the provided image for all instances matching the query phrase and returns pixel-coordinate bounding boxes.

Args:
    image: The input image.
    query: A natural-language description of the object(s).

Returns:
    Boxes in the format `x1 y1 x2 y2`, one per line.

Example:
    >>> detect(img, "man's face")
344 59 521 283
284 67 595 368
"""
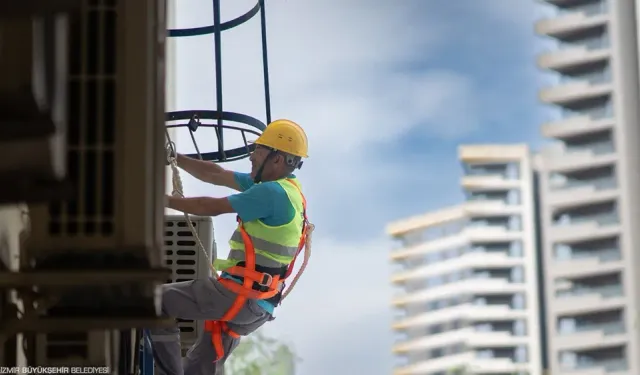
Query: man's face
249 145 271 179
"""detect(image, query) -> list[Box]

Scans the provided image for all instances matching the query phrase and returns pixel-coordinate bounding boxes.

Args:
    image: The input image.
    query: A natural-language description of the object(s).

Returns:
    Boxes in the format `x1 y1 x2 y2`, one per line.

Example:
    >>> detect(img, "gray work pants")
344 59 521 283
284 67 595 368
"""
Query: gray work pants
148 278 273 375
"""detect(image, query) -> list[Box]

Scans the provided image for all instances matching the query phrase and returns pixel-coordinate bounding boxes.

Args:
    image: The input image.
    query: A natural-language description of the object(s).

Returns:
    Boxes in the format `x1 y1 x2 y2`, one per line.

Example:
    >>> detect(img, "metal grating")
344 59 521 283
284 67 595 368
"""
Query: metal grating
163 215 215 350
48 0 117 237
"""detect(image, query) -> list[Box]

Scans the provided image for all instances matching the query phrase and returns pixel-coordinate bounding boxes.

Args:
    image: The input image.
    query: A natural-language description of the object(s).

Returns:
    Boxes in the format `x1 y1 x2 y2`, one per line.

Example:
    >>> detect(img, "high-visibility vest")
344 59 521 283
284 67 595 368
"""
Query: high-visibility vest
214 177 305 272
204 178 310 362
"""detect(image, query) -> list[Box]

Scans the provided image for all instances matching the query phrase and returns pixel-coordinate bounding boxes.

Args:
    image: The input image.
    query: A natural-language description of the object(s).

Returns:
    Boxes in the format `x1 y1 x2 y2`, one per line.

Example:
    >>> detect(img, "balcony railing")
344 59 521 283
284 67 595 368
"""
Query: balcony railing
561 321 625 336
573 358 628 372
558 1 608 17
558 35 609 51
557 284 623 299
560 102 613 120
550 176 616 191
569 248 621 262
554 212 619 227
559 69 611 85
565 141 614 155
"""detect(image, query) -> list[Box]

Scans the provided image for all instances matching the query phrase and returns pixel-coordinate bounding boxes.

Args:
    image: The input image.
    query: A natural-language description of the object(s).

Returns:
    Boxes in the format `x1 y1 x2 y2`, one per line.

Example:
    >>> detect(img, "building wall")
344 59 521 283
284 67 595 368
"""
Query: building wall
388 145 541 375
536 0 639 373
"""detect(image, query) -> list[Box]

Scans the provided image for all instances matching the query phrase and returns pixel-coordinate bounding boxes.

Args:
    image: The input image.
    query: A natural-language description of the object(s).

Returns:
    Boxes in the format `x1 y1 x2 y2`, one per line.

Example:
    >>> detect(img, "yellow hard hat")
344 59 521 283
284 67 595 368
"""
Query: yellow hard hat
254 119 309 158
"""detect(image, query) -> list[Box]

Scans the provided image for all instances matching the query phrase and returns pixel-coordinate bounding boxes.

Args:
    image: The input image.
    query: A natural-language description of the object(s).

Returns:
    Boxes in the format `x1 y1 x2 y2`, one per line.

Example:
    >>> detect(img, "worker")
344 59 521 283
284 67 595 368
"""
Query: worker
149 119 310 375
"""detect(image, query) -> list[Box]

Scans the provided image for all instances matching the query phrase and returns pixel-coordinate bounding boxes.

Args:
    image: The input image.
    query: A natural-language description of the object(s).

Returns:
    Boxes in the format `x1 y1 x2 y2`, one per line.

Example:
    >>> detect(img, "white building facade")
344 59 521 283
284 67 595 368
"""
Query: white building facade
536 0 640 373
388 145 542 375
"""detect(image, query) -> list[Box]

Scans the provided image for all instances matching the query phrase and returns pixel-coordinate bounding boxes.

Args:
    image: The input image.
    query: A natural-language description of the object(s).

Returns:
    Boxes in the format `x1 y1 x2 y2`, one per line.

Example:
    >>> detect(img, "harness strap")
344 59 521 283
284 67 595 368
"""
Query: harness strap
203 178 309 363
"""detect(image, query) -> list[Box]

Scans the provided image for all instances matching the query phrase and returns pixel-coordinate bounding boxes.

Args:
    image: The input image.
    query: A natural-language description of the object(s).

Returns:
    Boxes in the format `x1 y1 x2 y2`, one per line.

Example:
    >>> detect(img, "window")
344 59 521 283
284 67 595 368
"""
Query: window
514 320 526 336
476 323 492 332
507 189 520 205
515 346 527 363
512 293 525 309
511 267 524 283
560 351 577 369
506 163 520 179
558 318 576 334
555 244 572 260
510 241 523 257
509 215 522 231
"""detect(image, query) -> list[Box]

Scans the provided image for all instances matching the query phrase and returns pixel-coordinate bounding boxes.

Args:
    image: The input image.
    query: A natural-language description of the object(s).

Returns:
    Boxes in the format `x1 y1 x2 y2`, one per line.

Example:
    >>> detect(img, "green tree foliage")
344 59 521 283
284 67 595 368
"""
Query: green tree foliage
225 330 301 375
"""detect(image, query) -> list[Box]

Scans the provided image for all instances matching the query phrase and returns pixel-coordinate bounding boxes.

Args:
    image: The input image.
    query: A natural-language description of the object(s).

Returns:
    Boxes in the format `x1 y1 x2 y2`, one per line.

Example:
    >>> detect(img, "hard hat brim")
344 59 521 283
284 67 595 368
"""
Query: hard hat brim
249 139 308 158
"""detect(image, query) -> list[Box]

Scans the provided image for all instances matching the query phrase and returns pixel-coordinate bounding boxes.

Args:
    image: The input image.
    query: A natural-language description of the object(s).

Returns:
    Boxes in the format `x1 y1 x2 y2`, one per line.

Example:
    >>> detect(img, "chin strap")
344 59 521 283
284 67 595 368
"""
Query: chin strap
253 149 278 183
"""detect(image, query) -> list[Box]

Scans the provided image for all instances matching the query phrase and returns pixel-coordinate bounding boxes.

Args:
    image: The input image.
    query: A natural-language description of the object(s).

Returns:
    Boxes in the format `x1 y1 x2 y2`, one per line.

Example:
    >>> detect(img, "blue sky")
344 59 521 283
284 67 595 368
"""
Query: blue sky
168 0 555 374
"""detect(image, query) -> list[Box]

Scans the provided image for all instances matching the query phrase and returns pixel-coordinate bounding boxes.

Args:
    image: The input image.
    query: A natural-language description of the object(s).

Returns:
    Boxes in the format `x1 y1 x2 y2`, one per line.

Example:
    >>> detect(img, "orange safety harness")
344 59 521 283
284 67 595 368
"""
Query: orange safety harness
204 179 309 362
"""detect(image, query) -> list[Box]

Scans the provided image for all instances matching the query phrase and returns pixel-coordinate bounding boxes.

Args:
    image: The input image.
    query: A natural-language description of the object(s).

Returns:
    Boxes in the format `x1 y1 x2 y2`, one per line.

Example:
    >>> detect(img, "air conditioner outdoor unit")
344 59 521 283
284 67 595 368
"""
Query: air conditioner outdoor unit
163 215 215 352
23 0 168 367
25 0 166 267
13 0 168 344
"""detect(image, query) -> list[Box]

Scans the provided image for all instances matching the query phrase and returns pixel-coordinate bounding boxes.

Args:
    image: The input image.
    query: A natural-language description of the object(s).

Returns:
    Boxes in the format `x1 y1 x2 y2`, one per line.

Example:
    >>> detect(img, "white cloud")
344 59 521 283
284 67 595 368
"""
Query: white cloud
166 1 542 374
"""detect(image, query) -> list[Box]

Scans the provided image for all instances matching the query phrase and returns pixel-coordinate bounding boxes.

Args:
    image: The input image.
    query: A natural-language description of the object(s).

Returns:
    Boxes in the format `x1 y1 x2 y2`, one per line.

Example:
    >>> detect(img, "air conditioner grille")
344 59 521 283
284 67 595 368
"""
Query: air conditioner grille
48 0 117 237
164 216 214 349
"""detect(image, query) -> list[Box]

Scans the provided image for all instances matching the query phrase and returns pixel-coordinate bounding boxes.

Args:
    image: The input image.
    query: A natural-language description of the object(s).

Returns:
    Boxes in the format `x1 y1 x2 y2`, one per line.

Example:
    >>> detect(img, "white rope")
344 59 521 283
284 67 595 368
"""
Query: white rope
281 222 313 301
165 132 218 276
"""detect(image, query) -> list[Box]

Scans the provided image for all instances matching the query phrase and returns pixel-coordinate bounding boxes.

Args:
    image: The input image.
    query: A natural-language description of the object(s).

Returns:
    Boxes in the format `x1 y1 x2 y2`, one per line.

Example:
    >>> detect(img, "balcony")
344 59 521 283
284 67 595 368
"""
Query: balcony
535 6 608 38
390 235 468 261
541 114 614 139
556 246 621 263
463 200 520 216
555 322 627 351
463 226 521 243
393 327 474 353
392 252 520 283
547 211 620 243
394 352 473 375
553 284 624 315
539 79 612 106
460 175 520 190
391 278 524 306
541 142 616 173
550 250 623 278
393 303 526 330
467 331 529 347
545 177 618 209
538 46 610 71
561 356 628 373
468 358 530 374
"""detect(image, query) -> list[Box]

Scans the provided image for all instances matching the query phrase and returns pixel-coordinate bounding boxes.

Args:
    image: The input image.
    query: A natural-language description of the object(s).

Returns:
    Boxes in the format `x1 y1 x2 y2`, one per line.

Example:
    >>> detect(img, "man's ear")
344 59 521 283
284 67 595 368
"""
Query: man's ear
273 153 285 165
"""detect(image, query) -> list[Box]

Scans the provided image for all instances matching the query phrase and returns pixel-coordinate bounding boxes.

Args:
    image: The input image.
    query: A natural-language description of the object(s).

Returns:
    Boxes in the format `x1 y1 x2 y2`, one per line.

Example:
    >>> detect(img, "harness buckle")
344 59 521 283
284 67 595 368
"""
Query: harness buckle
259 273 273 287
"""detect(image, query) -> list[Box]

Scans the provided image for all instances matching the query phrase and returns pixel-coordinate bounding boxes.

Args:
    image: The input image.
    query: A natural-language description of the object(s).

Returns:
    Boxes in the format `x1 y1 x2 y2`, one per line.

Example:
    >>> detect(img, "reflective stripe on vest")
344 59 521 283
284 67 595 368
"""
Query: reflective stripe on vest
214 177 305 271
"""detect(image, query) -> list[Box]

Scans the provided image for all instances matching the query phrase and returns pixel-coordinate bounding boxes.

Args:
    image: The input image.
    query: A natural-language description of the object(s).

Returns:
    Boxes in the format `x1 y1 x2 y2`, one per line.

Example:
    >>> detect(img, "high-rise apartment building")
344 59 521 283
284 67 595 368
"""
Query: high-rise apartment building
388 145 542 375
535 0 640 372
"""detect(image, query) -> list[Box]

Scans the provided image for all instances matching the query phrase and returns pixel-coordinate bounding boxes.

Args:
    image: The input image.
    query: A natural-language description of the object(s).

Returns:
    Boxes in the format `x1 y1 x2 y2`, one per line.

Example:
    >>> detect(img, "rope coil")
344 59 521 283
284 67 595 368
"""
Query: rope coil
163 129 312 302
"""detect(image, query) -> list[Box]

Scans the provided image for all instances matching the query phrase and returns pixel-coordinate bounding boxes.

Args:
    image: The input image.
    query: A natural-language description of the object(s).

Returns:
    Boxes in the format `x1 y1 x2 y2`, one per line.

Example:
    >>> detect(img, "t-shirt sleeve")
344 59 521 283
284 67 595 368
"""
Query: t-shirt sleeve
233 172 254 192
227 183 277 222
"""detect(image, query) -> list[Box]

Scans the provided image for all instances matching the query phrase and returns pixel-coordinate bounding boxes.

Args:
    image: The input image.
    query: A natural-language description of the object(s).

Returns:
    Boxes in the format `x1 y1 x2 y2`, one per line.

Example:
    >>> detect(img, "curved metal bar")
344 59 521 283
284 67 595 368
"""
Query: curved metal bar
166 110 266 131
167 2 260 38
166 110 266 162
166 123 262 137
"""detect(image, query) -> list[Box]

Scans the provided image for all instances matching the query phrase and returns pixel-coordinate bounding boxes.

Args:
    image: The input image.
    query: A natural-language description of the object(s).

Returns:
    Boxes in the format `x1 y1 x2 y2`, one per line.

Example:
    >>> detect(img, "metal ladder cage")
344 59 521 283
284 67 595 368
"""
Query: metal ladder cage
165 0 272 162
